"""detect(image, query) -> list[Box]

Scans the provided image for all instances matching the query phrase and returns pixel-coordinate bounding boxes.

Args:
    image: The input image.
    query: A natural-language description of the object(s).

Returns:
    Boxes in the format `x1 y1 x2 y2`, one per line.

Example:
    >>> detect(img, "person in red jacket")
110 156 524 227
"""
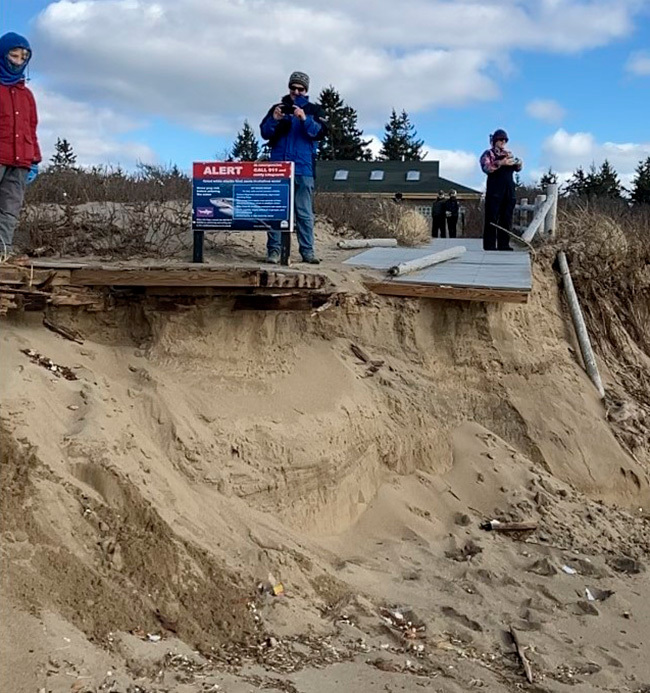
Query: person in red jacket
0 32 41 262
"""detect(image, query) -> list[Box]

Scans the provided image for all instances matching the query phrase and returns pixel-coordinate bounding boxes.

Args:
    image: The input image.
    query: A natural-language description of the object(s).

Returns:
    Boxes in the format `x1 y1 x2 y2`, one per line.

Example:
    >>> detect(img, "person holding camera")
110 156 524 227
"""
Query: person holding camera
260 71 328 264
479 129 522 251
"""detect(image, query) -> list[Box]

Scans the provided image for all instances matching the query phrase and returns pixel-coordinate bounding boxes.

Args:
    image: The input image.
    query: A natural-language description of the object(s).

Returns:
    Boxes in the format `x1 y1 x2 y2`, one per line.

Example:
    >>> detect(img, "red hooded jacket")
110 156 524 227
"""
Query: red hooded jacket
0 81 41 168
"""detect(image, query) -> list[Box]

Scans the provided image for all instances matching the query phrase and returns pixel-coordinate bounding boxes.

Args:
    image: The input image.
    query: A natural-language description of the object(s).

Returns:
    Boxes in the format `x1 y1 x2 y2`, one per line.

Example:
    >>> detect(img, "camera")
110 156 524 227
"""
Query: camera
281 95 295 116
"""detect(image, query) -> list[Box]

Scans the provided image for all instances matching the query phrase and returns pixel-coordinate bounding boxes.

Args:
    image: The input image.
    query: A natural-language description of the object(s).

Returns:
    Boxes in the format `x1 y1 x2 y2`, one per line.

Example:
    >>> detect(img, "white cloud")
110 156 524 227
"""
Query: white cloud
31 0 641 133
423 146 479 186
22 0 645 170
33 87 157 168
526 98 566 123
625 50 650 76
541 128 650 190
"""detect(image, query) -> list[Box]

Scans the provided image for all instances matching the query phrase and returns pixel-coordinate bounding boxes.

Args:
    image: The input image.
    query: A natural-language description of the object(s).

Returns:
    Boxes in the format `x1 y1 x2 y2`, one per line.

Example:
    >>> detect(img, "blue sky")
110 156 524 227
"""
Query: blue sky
5 0 650 190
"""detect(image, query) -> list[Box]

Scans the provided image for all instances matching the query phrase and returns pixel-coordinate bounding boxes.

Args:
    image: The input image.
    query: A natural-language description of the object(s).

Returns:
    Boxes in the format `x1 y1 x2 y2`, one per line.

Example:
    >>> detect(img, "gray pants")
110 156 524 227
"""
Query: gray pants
0 165 28 255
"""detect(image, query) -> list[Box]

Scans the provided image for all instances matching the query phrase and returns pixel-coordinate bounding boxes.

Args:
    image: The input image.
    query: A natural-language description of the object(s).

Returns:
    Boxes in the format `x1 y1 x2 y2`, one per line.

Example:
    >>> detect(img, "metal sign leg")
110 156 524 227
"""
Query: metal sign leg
192 230 204 263
280 231 291 266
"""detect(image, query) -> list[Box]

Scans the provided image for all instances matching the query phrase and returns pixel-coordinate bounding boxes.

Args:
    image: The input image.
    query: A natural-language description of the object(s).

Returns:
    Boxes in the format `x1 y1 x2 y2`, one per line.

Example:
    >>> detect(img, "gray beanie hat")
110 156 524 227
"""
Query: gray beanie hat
288 71 309 91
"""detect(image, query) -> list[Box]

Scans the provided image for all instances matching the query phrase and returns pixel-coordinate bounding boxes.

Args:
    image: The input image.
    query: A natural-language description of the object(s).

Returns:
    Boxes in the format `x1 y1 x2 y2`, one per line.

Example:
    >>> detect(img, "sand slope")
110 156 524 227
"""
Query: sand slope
1 255 649 692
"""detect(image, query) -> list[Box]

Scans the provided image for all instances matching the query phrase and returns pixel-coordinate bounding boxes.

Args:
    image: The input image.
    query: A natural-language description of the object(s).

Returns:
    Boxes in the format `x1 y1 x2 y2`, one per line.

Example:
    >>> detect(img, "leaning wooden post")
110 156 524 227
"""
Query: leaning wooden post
544 183 558 237
557 251 605 399
389 246 466 276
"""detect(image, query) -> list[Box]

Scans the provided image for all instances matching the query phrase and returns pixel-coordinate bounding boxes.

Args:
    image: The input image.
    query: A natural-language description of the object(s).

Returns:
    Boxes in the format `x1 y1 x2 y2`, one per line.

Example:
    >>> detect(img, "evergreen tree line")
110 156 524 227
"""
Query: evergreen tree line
47 105 650 206
230 86 424 163
551 159 650 205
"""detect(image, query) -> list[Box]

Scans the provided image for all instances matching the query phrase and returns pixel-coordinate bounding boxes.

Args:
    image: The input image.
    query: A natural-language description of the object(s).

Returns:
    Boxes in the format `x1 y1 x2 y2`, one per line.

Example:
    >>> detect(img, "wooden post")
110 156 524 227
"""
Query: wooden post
557 252 605 399
522 195 556 243
389 246 466 276
544 183 558 236
520 198 528 228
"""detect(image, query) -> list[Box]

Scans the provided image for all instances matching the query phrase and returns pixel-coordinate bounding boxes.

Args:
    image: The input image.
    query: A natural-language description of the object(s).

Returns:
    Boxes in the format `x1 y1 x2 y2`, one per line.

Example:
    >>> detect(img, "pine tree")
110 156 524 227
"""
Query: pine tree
593 159 622 198
630 156 650 205
50 137 77 170
540 167 558 186
564 165 599 197
378 109 424 161
230 120 260 161
564 161 622 199
317 86 372 161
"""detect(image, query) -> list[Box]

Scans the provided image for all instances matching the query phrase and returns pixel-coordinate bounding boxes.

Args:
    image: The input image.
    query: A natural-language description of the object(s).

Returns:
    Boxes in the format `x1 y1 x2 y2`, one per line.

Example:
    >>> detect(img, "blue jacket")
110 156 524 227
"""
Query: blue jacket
260 95 327 177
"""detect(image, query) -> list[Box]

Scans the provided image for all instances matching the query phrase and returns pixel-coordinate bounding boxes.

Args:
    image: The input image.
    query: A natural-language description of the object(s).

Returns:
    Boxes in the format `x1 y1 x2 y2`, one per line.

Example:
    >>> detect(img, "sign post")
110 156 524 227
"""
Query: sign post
192 162 294 265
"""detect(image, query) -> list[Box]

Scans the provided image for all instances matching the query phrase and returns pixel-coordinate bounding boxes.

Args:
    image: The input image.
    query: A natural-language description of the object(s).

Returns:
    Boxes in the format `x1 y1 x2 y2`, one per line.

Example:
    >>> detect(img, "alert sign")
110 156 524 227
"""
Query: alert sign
192 161 294 231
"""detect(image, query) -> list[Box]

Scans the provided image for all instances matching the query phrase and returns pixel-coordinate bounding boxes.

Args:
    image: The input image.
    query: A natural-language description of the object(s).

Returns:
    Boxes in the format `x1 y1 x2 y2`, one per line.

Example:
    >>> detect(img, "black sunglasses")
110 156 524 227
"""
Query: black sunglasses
289 85 306 93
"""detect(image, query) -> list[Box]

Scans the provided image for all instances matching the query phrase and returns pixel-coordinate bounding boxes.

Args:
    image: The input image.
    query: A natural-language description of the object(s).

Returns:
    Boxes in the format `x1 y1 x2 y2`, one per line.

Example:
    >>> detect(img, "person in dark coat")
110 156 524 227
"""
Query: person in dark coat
444 189 459 238
479 129 522 251
430 190 446 238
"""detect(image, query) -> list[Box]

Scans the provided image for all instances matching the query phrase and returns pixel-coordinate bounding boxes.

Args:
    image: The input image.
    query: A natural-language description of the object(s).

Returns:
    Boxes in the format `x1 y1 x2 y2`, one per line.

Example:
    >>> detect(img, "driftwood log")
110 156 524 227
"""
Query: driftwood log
338 238 399 249
510 626 534 683
388 246 466 276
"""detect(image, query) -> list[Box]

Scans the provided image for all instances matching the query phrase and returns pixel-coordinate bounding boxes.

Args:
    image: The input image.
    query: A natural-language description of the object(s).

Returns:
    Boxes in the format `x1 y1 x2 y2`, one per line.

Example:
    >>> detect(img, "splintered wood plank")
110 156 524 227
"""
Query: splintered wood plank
0 266 72 286
262 271 328 290
364 280 529 304
68 266 329 290
69 267 262 287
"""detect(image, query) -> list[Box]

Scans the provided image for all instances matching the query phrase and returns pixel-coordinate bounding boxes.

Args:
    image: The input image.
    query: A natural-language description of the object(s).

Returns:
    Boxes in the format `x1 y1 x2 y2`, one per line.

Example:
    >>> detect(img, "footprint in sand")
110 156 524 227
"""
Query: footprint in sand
441 606 484 632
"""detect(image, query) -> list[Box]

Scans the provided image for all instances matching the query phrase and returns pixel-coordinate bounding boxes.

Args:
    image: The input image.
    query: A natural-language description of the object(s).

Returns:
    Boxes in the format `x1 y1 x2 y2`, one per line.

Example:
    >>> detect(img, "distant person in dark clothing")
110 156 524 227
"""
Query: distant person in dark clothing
444 189 459 238
393 191 403 204
431 190 446 238
480 129 522 251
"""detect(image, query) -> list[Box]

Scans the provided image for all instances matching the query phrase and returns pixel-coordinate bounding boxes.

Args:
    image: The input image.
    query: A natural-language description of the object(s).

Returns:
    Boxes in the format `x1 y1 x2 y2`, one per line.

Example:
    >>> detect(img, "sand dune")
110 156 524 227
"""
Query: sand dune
1 233 649 692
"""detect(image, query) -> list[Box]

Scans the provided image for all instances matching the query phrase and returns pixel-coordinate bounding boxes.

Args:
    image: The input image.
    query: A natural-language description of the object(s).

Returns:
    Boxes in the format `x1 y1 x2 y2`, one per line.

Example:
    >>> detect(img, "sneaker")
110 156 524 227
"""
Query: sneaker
266 251 280 264
300 255 321 264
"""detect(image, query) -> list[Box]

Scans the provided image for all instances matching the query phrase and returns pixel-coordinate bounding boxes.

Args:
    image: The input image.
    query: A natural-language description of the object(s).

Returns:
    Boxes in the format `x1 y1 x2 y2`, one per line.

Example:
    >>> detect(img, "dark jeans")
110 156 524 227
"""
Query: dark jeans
0 165 28 254
431 215 446 238
483 194 515 250
447 215 458 238
267 175 315 259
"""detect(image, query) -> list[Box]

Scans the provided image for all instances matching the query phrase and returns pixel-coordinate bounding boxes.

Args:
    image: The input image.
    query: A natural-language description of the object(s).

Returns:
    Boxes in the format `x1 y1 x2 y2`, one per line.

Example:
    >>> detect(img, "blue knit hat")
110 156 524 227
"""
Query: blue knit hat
0 32 32 86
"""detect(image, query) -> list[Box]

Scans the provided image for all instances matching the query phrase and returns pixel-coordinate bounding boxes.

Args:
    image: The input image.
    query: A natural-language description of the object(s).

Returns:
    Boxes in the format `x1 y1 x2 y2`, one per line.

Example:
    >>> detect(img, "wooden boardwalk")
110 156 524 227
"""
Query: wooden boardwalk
344 238 531 303
0 239 532 314
0 260 333 314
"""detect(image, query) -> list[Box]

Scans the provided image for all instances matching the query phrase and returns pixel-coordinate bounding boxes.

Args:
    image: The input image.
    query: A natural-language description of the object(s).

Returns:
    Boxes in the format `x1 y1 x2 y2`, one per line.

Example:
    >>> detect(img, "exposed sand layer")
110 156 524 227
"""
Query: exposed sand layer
1 240 649 692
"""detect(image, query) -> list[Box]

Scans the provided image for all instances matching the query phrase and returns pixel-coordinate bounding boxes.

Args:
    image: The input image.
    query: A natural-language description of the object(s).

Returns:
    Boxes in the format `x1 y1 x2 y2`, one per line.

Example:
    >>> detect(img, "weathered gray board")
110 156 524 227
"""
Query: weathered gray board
344 238 531 292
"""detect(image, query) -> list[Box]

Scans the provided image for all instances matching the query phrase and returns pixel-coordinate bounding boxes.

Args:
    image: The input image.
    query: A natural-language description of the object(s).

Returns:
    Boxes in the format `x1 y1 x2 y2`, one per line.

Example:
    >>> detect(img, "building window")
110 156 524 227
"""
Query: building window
406 170 421 181
333 169 349 181
416 205 432 218
369 170 385 181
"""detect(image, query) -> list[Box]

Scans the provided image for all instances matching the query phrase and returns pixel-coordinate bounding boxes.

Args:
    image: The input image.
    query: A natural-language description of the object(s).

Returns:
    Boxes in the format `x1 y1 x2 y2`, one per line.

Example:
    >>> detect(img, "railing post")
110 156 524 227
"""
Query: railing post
544 183 558 236
520 197 528 228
